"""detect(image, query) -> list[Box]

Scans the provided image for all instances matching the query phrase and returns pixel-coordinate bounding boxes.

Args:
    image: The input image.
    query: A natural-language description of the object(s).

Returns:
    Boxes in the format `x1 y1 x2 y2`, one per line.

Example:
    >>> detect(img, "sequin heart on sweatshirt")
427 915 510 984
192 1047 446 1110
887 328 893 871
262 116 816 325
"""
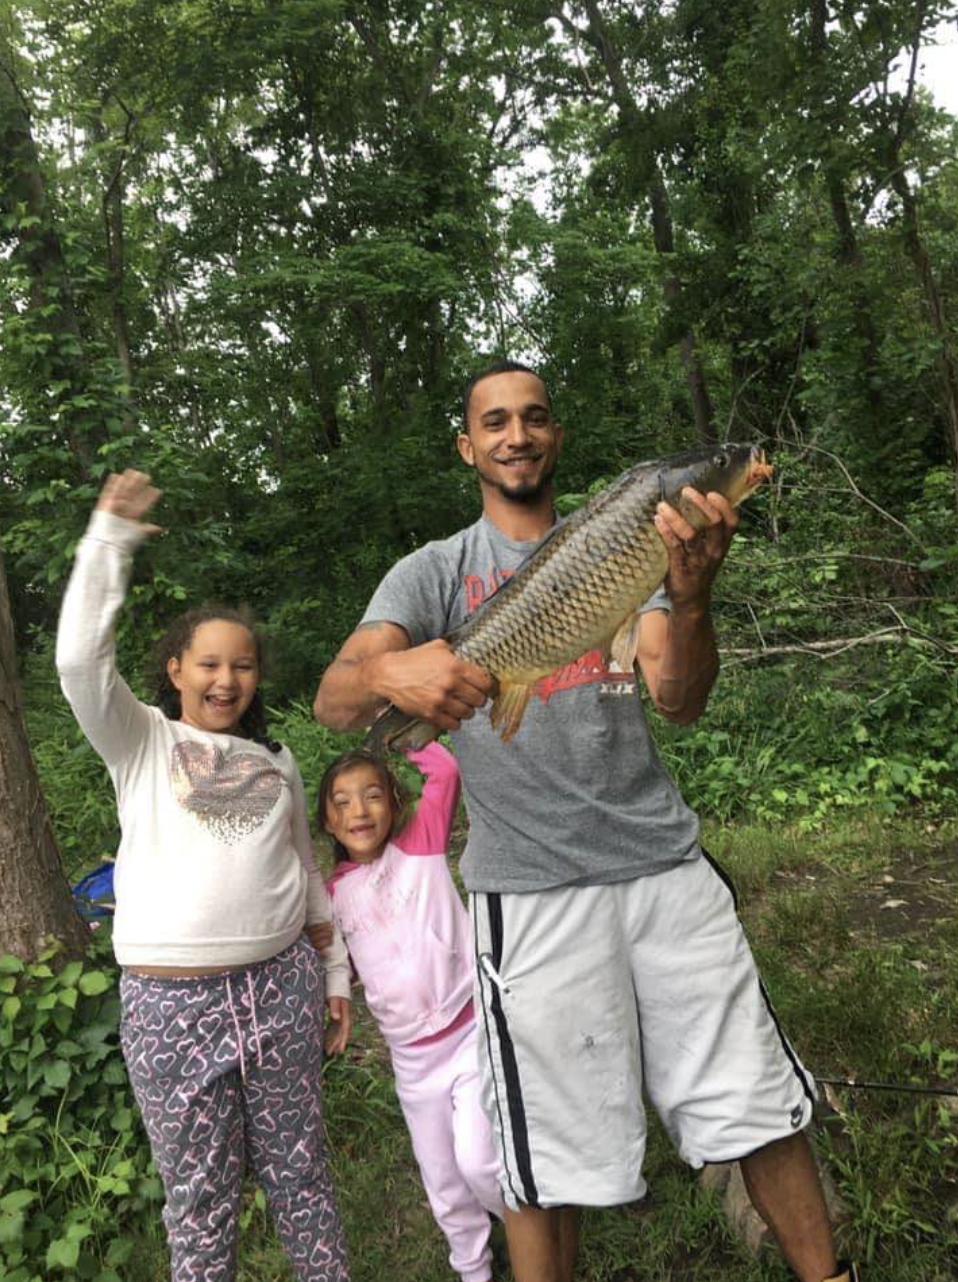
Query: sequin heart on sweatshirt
170 741 282 843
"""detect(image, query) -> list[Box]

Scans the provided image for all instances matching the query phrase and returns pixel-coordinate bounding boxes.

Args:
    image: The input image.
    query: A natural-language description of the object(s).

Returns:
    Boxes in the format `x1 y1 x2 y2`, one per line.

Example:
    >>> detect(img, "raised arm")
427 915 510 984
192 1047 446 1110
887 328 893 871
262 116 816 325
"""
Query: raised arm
394 741 461 856
314 622 494 735
635 486 738 725
56 470 162 767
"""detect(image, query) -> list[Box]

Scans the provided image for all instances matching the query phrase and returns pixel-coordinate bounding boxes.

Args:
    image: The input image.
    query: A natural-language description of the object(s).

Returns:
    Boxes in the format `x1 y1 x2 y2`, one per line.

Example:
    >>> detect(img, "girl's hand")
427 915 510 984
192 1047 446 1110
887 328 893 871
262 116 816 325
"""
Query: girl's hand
325 997 351 1055
96 469 163 536
306 921 334 953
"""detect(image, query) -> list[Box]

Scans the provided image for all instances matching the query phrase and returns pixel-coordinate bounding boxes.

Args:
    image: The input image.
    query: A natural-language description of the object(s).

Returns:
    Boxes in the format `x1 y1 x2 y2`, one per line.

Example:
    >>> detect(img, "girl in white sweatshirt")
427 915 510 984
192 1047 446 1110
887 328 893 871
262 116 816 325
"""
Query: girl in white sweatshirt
56 469 351 1282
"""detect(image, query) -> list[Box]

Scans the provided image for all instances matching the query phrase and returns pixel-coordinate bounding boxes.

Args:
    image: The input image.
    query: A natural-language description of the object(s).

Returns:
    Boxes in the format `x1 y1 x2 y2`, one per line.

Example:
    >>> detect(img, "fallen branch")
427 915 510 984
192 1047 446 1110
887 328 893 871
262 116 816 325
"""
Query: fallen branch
719 625 958 666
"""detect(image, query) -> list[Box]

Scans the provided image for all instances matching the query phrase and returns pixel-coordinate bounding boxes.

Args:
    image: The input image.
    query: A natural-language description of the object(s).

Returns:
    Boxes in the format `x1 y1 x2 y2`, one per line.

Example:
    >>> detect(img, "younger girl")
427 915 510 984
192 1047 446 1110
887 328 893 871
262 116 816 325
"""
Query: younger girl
321 742 503 1282
57 469 351 1282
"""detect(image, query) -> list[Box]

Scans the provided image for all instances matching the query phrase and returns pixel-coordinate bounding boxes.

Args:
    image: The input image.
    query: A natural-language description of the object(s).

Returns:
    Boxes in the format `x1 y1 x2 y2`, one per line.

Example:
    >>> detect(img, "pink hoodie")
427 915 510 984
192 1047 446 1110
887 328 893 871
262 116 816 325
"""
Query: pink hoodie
327 742 473 1048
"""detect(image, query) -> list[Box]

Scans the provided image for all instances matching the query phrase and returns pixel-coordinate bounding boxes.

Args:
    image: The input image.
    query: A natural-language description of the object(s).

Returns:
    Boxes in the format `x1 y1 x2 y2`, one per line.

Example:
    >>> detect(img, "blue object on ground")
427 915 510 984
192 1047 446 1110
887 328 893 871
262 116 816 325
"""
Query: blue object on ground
72 863 115 919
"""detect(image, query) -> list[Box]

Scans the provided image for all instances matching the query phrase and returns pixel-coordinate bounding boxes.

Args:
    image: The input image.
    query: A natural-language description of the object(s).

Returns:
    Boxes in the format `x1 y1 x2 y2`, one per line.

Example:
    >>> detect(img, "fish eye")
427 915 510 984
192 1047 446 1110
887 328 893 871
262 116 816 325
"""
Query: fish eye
712 451 729 468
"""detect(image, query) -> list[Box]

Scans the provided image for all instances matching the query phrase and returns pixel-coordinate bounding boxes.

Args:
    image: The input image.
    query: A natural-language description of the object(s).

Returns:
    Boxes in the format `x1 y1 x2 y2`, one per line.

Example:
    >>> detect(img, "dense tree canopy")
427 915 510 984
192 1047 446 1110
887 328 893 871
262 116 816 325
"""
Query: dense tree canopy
1 0 956 850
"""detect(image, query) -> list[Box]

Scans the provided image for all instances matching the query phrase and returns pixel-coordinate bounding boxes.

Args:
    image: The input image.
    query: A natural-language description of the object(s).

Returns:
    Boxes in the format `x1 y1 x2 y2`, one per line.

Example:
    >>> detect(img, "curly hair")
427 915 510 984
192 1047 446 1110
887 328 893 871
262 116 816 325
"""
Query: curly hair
317 750 410 864
150 603 281 754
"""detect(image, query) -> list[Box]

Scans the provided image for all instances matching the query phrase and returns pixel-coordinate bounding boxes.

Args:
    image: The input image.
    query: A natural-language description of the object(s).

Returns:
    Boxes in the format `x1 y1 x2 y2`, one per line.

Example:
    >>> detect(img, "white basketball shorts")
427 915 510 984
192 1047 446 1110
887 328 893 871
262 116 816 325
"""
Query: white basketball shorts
471 851 816 1210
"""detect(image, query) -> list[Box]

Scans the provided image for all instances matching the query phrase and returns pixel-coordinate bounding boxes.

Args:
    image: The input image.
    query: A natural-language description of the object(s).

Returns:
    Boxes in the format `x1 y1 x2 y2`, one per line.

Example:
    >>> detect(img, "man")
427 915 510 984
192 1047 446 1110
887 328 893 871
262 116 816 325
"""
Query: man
315 361 857 1282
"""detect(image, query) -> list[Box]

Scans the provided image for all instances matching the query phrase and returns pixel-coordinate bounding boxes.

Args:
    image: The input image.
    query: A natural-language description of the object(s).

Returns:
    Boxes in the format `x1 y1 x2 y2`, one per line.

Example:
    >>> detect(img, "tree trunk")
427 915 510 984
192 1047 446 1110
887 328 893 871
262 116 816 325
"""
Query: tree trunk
578 0 717 444
890 168 958 509
653 173 717 445
0 544 90 961
809 0 888 436
93 110 136 394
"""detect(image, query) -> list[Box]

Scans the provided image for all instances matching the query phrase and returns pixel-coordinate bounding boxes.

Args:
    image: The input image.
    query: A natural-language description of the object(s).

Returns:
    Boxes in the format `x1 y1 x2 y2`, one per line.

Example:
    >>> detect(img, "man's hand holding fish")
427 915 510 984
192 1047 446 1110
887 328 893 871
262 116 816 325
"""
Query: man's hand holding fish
654 485 740 607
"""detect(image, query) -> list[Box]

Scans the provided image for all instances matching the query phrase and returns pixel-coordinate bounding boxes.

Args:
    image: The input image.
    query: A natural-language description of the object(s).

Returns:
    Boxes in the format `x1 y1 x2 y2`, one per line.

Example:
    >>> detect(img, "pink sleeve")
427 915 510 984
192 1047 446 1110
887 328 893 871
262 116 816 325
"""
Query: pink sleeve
393 741 461 856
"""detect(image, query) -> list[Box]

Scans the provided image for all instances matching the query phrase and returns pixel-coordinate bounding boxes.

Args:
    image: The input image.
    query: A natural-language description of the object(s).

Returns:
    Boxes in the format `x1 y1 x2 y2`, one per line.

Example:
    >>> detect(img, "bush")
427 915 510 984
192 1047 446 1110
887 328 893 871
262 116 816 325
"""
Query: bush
0 933 160 1282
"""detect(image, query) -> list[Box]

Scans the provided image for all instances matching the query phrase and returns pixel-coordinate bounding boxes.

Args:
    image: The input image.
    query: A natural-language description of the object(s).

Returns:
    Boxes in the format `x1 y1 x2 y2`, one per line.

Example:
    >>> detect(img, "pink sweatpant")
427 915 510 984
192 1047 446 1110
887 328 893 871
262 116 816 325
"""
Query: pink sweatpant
390 1019 503 1282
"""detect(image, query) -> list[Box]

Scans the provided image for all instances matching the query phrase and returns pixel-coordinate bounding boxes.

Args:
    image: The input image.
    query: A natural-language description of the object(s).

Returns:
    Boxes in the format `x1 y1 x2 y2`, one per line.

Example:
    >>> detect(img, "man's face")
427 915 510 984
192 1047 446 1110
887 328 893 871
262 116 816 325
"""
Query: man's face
457 371 563 505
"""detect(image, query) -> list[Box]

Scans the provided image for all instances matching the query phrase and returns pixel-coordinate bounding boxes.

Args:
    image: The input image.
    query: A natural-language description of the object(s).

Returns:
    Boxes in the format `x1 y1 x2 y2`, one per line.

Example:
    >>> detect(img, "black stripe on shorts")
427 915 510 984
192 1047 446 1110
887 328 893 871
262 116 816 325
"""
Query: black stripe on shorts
473 899 522 1207
700 847 816 1109
485 893 539 1207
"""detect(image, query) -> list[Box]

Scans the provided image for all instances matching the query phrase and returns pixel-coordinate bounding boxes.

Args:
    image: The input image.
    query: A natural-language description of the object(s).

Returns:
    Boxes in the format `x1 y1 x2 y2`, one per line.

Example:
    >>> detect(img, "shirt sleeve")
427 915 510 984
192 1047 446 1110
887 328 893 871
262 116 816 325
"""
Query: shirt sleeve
360 544 453 645
55 510 154 770
288 763 351 1001
641 584 671 613
393 741 461 856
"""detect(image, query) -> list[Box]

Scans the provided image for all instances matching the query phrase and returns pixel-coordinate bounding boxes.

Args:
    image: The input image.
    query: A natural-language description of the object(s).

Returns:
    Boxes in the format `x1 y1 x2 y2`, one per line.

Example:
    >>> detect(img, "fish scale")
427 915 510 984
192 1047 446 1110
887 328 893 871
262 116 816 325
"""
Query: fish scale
367 443 773 752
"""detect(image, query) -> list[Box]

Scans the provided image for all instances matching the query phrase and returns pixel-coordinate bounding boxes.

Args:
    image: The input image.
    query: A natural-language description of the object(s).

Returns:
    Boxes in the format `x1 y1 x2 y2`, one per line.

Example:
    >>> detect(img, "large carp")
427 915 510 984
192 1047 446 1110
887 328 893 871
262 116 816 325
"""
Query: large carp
367 442 772 752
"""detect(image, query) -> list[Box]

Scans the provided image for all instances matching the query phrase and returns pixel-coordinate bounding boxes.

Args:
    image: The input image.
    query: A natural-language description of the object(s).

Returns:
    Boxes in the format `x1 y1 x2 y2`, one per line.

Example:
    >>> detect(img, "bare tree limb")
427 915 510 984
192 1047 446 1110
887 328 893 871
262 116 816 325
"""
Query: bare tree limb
720 625 958 667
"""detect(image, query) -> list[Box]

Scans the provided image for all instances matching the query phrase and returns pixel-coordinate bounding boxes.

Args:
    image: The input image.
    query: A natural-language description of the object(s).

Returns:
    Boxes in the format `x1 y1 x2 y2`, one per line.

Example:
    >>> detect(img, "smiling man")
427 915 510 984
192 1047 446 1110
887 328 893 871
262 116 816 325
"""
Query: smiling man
314 361 856 1282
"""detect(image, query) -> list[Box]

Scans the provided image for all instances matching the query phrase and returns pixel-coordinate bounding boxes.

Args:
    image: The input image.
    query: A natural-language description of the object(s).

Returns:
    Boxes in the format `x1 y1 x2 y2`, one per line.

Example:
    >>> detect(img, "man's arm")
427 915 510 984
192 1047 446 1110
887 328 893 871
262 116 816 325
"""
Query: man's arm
314 621 494 733
635 606 719 726
635 486 737 725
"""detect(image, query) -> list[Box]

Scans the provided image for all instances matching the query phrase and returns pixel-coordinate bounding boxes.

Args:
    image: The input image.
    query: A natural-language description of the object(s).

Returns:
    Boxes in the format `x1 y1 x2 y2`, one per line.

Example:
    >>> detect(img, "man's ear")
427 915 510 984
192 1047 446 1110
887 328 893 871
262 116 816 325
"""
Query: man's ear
553 422 564 451
456 431 475 467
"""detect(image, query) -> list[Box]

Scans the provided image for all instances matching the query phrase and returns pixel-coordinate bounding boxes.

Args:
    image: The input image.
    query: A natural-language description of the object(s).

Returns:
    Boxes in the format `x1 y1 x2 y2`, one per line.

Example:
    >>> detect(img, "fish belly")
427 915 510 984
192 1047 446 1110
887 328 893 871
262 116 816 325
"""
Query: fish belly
458 514 668 685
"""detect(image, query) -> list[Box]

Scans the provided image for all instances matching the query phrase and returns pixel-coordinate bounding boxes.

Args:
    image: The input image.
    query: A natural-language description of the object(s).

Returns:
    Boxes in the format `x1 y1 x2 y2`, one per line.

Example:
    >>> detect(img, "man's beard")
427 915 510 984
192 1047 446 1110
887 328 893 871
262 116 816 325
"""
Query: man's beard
475 457 557 505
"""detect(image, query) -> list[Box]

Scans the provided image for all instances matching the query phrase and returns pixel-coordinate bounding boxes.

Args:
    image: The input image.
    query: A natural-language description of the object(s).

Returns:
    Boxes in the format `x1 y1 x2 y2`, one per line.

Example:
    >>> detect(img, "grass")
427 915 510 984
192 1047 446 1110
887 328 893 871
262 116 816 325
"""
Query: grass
125 814 958 1281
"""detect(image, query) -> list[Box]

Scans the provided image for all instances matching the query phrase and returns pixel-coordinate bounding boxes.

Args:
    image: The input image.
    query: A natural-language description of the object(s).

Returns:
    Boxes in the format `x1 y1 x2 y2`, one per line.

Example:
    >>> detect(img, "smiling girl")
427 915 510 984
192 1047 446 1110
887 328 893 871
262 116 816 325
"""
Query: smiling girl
56 469 352 1282
319 743 503 1282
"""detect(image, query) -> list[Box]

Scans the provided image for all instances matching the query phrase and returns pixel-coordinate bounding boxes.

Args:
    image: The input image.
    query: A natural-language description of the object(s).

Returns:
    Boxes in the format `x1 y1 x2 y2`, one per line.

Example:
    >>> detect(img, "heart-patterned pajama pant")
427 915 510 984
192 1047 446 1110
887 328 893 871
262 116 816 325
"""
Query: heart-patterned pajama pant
120 937 350 1282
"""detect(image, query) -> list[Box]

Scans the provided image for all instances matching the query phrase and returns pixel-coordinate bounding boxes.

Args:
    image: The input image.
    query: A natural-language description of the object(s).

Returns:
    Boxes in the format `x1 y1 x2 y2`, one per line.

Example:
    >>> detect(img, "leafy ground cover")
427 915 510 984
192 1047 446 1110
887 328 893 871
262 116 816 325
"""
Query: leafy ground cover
114 816 958 1282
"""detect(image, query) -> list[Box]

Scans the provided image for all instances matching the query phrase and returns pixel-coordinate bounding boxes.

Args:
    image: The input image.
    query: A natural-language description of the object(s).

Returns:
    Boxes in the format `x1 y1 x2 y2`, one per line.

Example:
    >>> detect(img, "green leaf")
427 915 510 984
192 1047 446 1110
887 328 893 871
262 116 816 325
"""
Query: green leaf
0 956 24 975
105 1237 134 1266
57 962 82 988
0 1210 25 1245
0 1190 38 1213
46 1236 80 1270
77 972 109 997
2 996 22 1021
43 1060 71 1091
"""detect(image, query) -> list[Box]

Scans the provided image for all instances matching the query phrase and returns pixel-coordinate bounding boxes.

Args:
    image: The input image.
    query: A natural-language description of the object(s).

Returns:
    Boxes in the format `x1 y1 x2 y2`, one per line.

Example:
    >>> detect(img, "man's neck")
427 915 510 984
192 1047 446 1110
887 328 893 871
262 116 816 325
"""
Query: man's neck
480 485 556 542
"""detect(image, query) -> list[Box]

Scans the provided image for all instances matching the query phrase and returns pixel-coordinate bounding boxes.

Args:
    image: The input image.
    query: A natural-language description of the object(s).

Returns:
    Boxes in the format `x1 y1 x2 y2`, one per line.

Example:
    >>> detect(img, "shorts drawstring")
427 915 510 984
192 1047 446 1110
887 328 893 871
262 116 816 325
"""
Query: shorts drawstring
478 952 511 995
246 969 264 1066
225 971 264 1082
225 974 247 1082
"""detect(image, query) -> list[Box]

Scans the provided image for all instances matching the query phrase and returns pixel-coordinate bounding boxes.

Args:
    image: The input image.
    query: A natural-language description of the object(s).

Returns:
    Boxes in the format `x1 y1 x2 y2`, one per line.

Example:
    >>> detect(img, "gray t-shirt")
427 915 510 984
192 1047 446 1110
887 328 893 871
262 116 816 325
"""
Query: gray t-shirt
362 514 700 893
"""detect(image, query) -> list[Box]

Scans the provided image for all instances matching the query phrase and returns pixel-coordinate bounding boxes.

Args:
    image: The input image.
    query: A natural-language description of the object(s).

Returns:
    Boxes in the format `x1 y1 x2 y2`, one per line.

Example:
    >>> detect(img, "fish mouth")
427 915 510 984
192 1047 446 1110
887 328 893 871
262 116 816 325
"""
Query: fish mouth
740 446 773 499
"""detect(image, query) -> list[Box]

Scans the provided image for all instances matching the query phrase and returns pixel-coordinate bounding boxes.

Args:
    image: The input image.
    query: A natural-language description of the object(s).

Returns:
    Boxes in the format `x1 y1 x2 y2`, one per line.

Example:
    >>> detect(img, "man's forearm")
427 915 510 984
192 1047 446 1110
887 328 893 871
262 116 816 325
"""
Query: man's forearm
653 602 719 725
314 655 391 731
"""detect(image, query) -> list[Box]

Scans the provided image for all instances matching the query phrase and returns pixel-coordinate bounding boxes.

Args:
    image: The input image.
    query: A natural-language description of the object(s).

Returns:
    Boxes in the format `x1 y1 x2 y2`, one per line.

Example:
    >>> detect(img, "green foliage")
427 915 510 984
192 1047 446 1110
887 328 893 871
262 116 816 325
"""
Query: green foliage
21 641 118 879
0 933 160 1282
267 701 365 819
656 642 958 826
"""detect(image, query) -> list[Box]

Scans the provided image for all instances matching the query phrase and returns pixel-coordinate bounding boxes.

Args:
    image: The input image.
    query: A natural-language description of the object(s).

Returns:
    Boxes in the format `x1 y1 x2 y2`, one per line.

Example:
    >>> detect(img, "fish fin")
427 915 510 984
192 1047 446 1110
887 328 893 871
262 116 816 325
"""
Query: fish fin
489 682 534 743
365 705 438 755
610 611 642 671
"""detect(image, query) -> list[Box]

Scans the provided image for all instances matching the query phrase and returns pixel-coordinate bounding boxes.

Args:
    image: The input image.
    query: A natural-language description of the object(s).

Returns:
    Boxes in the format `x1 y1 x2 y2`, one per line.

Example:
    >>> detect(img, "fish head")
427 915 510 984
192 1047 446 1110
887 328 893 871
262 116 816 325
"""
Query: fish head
657 443 772 522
